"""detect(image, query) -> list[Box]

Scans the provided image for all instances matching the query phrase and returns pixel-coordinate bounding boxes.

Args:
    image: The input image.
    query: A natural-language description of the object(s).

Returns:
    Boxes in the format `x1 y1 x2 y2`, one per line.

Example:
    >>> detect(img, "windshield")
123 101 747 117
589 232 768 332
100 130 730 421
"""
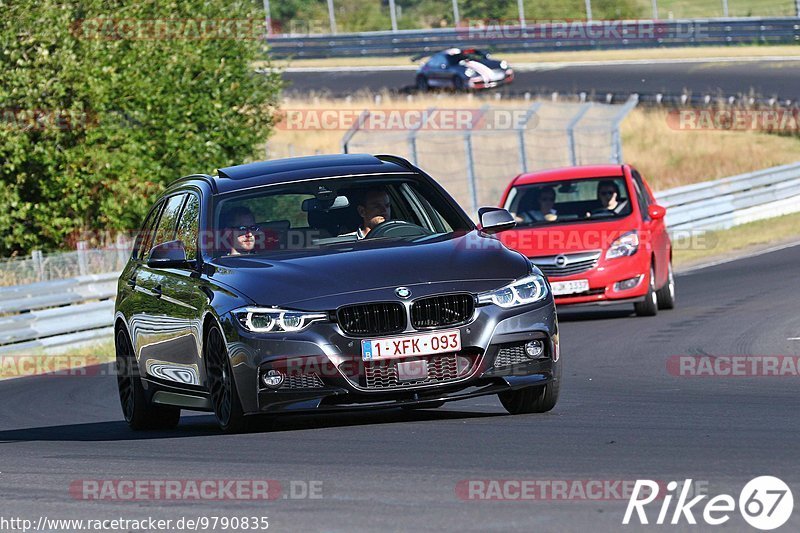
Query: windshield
209 175 472 258
505 176 632 227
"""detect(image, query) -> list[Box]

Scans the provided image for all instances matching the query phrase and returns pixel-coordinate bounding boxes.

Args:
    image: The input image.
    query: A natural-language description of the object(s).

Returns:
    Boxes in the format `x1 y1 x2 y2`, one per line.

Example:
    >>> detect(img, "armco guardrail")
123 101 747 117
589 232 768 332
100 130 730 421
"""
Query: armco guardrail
0 272 118 355
267 18 800 59
656 162 800 231
1 161 799 354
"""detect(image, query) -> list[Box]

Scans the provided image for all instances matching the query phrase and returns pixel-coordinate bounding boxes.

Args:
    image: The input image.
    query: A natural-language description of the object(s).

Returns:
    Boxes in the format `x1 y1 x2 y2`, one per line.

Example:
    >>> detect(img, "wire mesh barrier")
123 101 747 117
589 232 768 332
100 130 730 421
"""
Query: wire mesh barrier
342 97 638 214
0 241 133 287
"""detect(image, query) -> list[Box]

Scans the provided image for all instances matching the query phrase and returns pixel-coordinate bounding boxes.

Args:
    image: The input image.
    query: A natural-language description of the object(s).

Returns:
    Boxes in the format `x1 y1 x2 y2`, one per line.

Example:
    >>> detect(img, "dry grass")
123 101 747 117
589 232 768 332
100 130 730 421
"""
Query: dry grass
269 94 800 192
0 339 114 380
621 107 800 190
273 45 800 69
674 211 800 269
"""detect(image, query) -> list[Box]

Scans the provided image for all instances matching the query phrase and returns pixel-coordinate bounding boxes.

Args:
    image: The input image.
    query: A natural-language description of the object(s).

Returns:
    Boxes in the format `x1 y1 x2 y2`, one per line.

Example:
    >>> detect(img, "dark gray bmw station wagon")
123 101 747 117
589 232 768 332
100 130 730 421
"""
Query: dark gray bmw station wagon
115 154 560 432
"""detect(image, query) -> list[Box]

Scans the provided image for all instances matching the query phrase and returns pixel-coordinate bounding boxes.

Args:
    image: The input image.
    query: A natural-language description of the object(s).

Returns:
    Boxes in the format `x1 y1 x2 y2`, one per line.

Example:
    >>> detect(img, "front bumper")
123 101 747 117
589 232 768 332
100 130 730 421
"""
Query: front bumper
469 70 514 90
548 251 650 306
221 299 558 415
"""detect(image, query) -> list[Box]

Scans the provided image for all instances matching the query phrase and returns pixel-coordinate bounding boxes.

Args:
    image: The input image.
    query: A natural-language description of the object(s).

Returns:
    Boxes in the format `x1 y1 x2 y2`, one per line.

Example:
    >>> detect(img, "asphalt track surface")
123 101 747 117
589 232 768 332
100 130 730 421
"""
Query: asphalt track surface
1 244 800 532
282 60 800 101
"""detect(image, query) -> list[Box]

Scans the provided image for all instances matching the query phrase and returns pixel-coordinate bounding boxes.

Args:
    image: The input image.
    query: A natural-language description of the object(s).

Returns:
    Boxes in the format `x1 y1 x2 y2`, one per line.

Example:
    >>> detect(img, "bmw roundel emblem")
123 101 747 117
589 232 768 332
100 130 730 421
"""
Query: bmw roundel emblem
395 287 411 299
554 255 568 268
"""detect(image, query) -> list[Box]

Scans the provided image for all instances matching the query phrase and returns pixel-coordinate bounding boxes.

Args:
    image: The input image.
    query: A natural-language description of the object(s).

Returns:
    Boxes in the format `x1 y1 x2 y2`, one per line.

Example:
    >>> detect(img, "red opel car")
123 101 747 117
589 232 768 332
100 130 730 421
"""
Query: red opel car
498 164 675 316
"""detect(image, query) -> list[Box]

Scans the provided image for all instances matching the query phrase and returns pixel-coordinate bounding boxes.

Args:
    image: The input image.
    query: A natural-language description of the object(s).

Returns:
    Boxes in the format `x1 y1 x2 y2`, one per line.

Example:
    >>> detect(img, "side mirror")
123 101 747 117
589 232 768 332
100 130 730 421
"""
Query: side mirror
648 204 667 220
478 207 516 234
148 240 191 269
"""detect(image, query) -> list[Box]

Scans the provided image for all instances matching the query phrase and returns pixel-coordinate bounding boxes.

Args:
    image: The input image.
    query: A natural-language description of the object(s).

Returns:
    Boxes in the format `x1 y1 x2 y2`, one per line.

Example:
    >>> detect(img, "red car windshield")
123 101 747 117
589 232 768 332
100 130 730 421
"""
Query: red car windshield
506 177 633 227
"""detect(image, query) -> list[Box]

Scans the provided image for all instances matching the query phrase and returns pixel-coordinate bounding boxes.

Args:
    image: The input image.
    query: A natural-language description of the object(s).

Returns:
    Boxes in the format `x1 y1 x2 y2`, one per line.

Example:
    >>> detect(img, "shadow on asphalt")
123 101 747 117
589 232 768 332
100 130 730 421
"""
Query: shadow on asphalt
557 308 634 322
0 408 505 442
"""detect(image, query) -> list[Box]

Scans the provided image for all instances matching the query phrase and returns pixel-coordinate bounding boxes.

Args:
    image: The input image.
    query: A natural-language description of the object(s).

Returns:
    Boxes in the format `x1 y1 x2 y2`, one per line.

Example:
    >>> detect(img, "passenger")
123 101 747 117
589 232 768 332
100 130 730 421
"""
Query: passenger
344 188 392 239
517 186 557 223
221 206 260 255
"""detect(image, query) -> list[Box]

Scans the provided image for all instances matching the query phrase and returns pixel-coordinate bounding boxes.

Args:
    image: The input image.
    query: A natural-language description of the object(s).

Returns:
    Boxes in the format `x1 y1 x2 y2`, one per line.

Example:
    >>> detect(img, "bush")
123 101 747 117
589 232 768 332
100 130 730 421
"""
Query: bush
0 0 281 255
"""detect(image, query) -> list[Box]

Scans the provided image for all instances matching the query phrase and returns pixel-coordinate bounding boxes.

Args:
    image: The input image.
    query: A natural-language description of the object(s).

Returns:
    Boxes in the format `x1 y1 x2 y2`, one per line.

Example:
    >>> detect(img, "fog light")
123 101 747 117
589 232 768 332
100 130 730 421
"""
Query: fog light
614 276 642 292
525 340 544 358
262 369 284 389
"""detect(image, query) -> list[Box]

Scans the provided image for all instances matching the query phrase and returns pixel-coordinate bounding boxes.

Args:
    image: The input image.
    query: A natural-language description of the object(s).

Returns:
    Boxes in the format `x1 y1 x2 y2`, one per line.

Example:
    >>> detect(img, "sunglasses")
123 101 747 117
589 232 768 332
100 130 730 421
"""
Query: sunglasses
232 225 260 233
599 191 616 196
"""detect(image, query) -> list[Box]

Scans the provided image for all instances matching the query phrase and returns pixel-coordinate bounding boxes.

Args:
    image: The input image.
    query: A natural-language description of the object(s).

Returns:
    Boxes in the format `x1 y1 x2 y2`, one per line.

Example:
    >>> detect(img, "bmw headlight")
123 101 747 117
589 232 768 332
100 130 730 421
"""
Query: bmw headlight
500 60 508 69
477 274 548 308
464 68 476 77
234 307 326 333
606 230 639 260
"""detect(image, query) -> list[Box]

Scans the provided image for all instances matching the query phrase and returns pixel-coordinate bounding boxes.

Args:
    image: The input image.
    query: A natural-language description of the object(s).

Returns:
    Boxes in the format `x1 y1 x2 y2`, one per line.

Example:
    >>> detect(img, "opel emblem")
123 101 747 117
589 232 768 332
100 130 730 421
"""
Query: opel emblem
554 255 568 268
395 287 411 299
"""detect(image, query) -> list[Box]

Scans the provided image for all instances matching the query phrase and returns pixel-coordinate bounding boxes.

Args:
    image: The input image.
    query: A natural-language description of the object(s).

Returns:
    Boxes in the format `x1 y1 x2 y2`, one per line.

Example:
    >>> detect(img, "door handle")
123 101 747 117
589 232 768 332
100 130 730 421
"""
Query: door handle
152 284 163 298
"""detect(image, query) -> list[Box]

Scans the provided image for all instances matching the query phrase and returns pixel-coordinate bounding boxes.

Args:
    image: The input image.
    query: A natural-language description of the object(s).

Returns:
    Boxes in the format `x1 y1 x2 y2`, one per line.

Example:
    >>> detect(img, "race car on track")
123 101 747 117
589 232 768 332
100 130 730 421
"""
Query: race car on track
115 154 560 432
499 164 675 316
414 48 514 91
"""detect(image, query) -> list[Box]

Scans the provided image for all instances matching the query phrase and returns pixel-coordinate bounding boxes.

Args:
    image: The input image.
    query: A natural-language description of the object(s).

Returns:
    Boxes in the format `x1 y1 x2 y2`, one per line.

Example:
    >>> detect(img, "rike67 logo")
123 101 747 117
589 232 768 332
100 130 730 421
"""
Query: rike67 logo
623 476 794 530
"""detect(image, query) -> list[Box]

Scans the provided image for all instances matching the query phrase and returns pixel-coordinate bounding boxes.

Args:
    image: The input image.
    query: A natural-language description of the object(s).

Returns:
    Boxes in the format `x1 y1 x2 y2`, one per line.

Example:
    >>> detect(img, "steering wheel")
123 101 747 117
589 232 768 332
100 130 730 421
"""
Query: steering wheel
364 220 433 239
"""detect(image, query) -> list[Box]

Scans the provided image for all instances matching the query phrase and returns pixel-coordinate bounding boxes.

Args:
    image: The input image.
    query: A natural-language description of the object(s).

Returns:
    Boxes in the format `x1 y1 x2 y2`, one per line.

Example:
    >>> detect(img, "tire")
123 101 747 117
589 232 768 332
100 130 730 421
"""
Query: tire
205 325 248 433
415 75 429 91
634 264 659 317
452 76 465 92
498 361 561 415
656 260 676 310
401 401 445 410
115 329 181 430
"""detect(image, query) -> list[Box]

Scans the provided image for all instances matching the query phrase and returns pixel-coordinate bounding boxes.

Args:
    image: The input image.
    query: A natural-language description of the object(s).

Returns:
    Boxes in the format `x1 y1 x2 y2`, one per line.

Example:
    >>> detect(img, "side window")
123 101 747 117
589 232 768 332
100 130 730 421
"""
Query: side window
630 178 650 221
135 202 164 261
146 194 187 260
175 194 200 261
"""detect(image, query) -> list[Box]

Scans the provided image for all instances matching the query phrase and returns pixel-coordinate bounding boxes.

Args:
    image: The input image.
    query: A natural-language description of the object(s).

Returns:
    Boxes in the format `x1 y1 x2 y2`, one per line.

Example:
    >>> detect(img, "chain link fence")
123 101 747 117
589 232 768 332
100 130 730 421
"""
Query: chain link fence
0 239 133 287
342 97 638 214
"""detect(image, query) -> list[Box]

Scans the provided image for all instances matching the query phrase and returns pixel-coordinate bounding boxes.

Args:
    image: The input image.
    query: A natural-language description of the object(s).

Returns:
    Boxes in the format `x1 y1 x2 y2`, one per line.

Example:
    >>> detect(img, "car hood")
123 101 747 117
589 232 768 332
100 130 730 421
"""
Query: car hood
209 231 529 310
499 216 638 256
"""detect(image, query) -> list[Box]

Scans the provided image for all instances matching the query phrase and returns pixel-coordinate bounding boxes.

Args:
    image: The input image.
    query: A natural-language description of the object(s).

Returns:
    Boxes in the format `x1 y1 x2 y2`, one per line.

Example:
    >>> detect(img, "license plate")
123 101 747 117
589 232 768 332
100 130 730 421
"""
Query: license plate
362 330 461 361
397 360 428 381
550 279 590 296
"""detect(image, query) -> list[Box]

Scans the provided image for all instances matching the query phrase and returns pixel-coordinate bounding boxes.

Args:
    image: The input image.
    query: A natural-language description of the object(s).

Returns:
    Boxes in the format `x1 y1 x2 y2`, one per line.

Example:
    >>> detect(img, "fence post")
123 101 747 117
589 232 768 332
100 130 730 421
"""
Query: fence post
517 0 526 27
566 103 592 166
796 0 800 17
517 102 542 174
651 0 659 19
584 0 593 21
452 0 460 26
610 94 640 163
77 241 88 276
341 110 369 153
116 232 129 267
389 0 398 32
31 250 44 282
326 0 337 34
464 133 478 215
721 0 729 17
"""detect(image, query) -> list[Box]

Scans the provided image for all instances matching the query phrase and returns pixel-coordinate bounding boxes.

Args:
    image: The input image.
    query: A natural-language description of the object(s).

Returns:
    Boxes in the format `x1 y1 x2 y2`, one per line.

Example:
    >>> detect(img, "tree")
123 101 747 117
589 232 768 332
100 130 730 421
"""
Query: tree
0 0 282 255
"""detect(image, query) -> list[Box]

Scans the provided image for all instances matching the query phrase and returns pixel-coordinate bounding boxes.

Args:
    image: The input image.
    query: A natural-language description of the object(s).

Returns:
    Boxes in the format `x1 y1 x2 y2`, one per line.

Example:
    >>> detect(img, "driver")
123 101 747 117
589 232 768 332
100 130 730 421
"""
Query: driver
345 188 392 239
596 180 621 211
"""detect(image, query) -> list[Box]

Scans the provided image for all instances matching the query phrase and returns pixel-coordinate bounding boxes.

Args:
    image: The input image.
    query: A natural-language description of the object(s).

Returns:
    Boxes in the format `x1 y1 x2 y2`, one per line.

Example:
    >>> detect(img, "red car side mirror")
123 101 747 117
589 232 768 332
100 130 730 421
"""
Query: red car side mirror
648 204 666 220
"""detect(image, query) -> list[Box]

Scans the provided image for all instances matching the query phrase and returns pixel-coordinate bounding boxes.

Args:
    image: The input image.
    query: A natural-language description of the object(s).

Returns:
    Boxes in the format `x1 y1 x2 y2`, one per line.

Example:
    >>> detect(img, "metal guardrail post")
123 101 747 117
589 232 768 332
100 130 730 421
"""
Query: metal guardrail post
566 103 592 166
517 102 542 174
584 0 593 21
722 0 729 17
341 110 369 154
651 0 659 19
